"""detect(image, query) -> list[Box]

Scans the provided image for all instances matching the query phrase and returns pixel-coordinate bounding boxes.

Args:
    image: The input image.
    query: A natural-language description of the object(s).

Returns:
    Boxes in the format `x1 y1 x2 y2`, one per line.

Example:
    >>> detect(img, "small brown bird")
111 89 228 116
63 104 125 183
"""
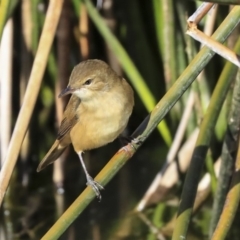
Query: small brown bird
37 59 134 199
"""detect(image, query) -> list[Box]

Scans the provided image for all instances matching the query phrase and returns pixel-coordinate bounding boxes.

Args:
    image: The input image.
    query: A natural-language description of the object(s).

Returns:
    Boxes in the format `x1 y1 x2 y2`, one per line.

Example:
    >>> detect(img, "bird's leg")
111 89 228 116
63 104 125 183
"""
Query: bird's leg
78 152 104 200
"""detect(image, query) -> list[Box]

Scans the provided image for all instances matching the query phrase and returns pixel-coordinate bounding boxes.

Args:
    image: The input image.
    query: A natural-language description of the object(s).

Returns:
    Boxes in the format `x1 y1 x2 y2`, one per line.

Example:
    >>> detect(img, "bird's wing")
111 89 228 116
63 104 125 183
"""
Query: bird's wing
57 95 81 140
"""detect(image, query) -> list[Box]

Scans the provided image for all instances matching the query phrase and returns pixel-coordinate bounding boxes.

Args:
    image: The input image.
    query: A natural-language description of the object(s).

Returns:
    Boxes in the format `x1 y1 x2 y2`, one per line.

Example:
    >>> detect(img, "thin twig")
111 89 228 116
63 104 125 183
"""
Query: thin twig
0 0 64 206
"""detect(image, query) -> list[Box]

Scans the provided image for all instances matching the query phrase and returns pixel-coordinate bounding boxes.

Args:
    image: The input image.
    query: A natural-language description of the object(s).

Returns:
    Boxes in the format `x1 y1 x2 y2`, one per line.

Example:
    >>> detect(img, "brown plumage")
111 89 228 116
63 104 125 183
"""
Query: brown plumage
37 59 134 199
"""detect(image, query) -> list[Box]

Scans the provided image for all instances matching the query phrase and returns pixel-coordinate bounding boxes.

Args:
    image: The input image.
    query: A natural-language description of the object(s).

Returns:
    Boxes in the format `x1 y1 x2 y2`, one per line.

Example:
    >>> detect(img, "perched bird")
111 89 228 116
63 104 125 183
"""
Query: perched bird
37 59 134 199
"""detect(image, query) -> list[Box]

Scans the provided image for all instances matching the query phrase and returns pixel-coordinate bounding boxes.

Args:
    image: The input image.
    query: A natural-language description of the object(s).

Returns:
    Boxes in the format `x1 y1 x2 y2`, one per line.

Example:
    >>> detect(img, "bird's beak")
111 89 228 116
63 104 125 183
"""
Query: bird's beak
58 86 75 98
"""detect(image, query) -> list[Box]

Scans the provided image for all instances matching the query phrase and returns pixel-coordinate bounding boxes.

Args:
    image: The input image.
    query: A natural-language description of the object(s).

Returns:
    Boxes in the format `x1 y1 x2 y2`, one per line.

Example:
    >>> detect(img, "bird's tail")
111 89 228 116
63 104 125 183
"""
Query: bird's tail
37 140 66 172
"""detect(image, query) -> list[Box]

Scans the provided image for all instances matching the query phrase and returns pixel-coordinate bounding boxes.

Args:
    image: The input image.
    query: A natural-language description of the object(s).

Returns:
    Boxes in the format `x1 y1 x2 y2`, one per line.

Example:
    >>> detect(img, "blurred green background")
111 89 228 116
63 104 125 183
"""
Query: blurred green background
1 0 240 239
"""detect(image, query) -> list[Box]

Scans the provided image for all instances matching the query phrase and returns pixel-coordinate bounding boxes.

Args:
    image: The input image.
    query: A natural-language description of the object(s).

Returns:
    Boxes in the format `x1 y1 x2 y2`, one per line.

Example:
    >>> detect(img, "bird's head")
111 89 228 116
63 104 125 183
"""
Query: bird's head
59 59 119 101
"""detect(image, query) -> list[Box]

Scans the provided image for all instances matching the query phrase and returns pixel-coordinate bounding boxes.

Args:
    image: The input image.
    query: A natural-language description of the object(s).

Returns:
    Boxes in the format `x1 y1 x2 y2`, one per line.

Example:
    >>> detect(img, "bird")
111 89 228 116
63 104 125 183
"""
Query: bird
37 59 134 199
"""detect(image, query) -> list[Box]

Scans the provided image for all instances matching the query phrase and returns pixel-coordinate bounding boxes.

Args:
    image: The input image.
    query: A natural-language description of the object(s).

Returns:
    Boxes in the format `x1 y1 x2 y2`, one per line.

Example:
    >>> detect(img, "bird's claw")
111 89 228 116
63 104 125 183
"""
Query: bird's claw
86 175 104 201
131 136 145 145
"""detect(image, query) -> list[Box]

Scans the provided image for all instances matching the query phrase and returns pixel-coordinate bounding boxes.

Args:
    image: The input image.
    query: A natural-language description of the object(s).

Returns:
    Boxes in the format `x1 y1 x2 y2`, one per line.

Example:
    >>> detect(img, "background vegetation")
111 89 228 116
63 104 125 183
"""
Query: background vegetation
0 0 240 239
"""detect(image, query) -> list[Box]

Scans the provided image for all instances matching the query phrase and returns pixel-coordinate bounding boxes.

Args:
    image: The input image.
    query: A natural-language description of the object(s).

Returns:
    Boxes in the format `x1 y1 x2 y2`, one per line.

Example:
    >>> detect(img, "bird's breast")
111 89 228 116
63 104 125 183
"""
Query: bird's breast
70 91 132 152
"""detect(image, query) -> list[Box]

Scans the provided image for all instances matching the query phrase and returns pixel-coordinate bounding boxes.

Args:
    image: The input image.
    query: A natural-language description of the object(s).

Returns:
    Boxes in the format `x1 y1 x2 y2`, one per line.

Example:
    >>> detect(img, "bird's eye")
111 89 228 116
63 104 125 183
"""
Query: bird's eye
84 79 92 85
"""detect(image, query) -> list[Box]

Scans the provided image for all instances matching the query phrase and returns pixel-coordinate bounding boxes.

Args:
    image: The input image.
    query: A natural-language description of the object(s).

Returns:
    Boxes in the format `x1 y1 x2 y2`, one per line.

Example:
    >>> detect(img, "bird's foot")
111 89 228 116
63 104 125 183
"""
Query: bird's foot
119 136 145 154
86 174 104 201
119 136 134 145
131 136 146 146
